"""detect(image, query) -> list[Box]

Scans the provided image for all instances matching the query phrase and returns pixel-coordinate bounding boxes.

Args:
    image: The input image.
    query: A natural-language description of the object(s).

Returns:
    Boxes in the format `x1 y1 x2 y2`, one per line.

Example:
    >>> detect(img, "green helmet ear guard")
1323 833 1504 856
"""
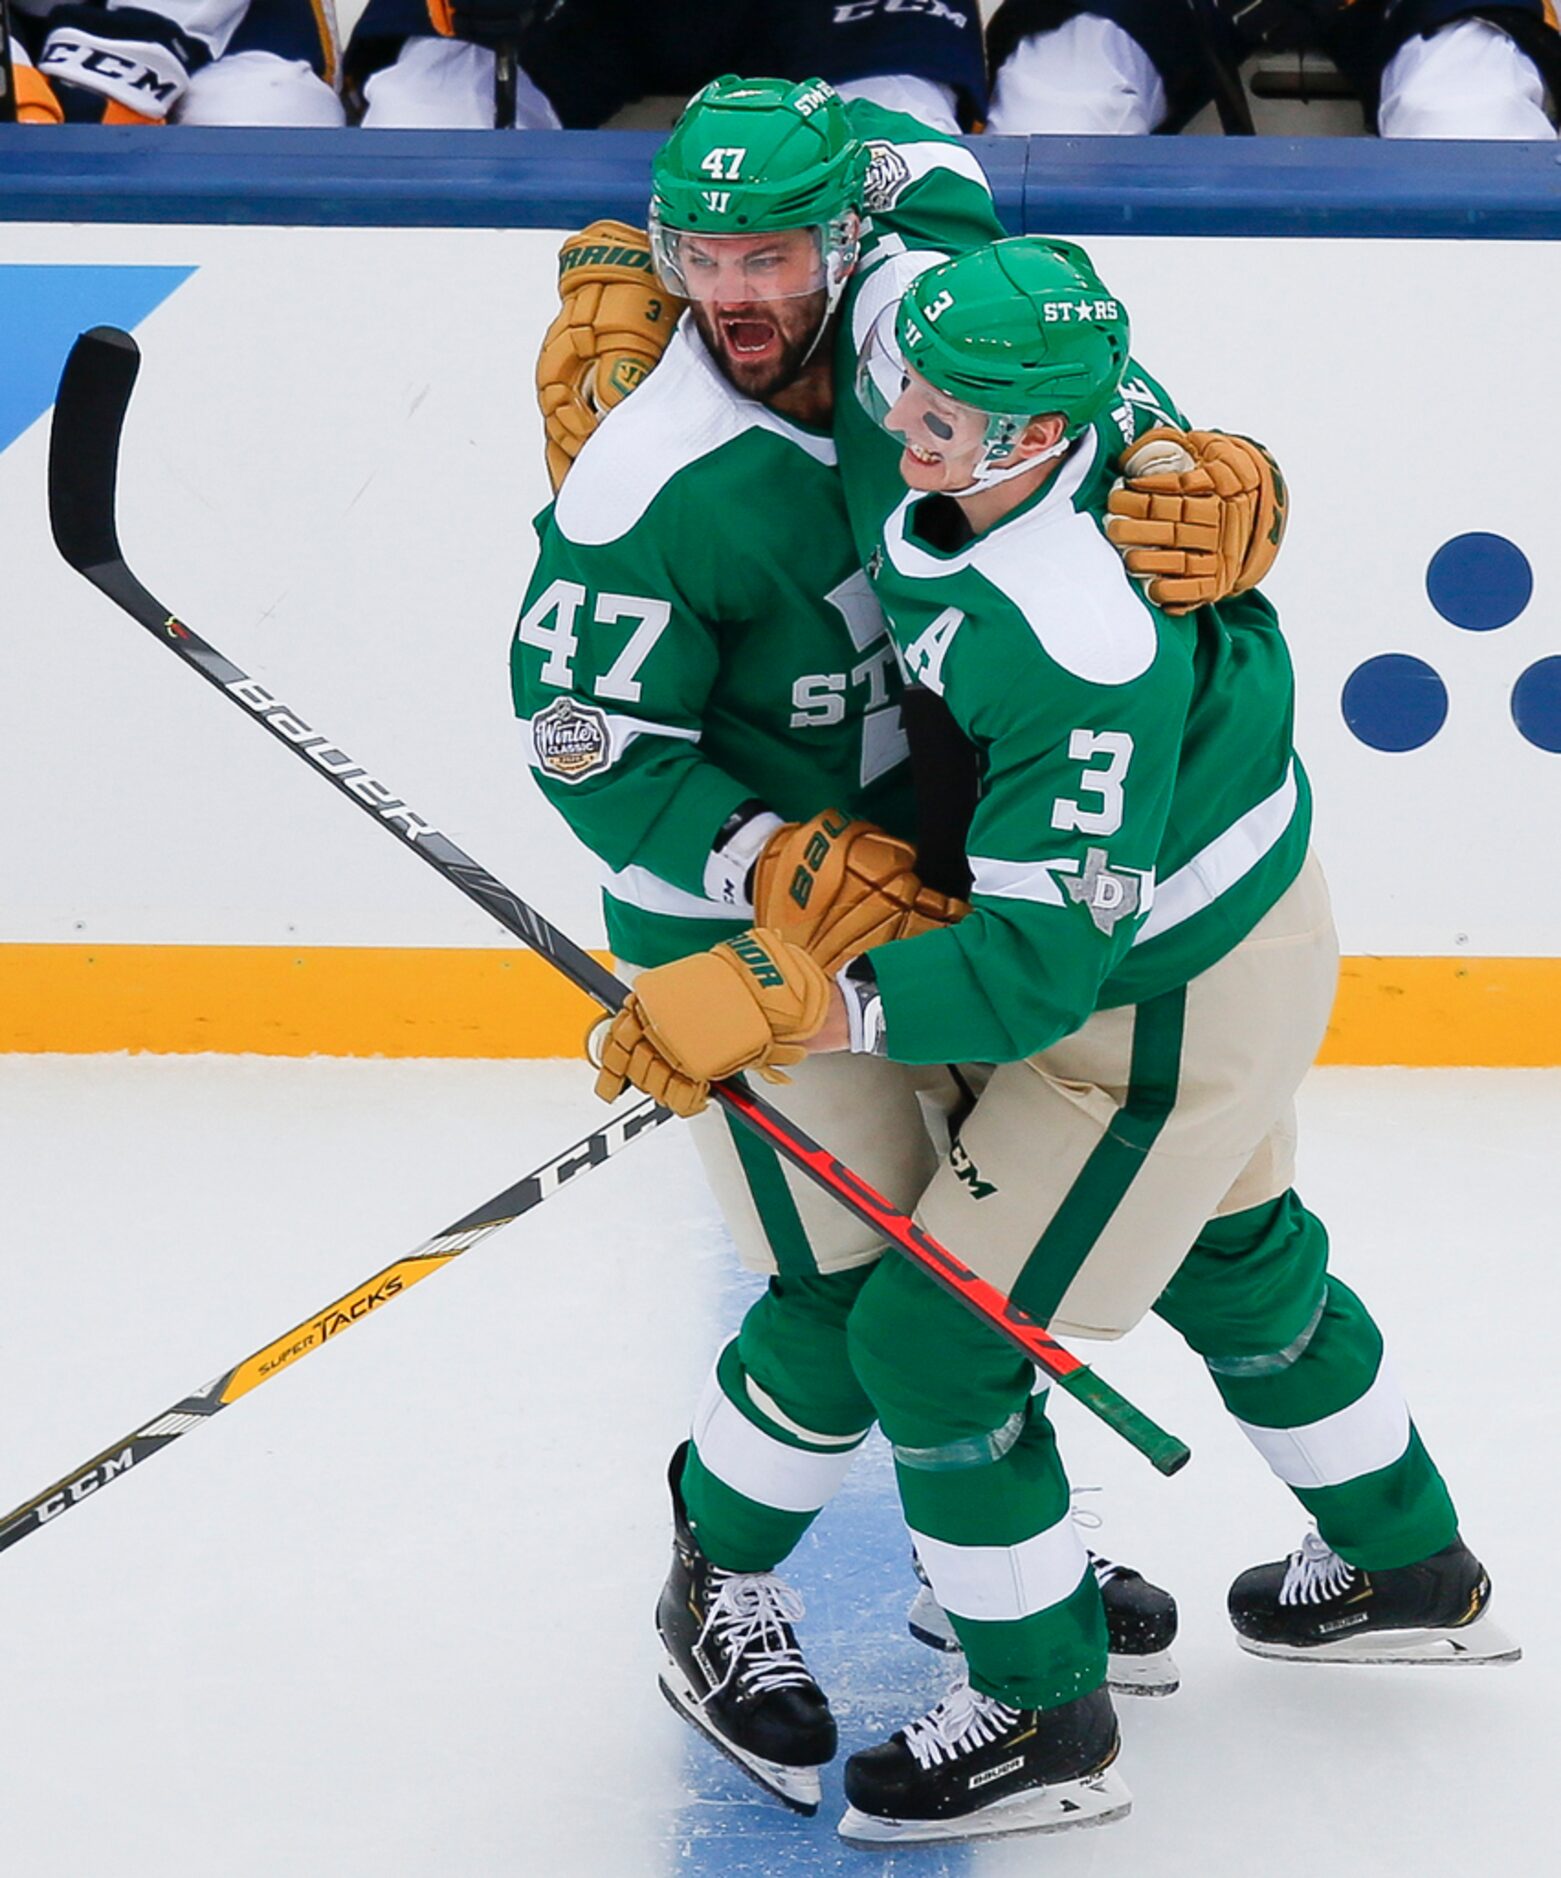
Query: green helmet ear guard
649 75 868 311
896 237 1131 439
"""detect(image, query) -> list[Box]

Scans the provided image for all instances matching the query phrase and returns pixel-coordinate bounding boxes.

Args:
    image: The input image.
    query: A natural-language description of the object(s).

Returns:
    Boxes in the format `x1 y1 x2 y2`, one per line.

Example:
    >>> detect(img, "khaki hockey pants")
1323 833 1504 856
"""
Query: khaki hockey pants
686 850 1337 1329
671 854 1459 1704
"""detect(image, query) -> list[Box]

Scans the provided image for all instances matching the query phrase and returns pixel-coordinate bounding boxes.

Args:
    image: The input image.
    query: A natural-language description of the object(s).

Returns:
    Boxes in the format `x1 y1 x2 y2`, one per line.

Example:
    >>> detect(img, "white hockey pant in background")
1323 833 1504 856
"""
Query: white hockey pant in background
1378 19 1554 139
833 71 961 134
178 52 345 126
987 12 1167 135
359 36 561 128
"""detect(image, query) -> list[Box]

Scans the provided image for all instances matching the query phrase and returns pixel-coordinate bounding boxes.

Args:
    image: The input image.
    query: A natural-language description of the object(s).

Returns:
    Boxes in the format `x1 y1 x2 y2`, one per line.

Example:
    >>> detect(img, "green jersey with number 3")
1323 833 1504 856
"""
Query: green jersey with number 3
841 383 1312 1066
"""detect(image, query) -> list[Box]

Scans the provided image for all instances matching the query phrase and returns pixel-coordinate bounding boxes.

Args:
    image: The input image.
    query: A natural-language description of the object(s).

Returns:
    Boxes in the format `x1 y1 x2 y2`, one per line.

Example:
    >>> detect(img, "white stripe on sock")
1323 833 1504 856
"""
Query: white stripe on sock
743 1376 869 1448
910 1511 1090 1624
1234 1356 1413 1490
690 1363 863 1514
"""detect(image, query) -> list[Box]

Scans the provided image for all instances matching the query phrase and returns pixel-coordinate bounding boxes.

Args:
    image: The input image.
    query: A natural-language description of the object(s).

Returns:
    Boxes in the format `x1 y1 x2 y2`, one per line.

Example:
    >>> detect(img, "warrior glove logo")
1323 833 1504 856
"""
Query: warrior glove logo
727 933 785 989
533 697 611 782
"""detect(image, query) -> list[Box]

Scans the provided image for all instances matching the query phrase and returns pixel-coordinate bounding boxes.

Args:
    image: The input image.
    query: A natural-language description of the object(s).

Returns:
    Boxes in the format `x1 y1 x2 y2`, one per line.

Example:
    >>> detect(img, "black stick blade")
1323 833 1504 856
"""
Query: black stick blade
49 326 141 575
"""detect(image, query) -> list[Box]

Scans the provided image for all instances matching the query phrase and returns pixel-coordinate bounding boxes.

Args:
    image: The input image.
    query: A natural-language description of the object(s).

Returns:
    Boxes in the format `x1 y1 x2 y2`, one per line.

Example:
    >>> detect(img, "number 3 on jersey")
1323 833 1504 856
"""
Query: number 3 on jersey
1052 730 1133 835
517 578 671 703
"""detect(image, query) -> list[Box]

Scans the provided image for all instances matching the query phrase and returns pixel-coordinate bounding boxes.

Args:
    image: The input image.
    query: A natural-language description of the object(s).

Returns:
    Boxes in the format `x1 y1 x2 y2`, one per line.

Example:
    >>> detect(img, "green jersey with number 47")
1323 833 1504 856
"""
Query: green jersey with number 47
512 95 1185 970
512 97 1011 968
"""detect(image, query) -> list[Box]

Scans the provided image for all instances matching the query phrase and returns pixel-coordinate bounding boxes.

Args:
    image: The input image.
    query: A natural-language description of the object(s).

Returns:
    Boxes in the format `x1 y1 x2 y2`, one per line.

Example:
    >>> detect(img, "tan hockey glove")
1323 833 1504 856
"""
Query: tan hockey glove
1104 427 1288 615
536 220 686 492
589 930 832 1118
752 809 969 978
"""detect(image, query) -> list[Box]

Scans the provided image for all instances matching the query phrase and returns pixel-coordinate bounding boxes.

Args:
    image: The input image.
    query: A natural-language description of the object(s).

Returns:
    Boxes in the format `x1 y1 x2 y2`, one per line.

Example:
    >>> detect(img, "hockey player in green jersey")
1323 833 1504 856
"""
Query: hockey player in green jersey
516 75 1285 1822
593 236 1519 1845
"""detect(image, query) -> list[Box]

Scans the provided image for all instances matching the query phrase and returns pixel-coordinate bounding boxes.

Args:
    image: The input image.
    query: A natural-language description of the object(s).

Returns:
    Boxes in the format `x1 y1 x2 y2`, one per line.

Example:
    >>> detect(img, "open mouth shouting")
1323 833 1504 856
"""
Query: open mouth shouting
718 312 781 360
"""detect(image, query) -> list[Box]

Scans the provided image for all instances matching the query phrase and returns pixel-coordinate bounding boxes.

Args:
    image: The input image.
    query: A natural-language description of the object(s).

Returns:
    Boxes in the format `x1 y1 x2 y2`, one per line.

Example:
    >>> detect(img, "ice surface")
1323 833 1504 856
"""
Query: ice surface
0 1057 1551 1877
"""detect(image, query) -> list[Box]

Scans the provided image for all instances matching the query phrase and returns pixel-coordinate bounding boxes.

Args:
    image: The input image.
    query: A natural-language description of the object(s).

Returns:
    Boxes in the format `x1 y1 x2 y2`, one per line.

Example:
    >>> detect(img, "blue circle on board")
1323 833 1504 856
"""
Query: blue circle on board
1341 655 1448 751
1425 532 1532 631
1511 657 1561 753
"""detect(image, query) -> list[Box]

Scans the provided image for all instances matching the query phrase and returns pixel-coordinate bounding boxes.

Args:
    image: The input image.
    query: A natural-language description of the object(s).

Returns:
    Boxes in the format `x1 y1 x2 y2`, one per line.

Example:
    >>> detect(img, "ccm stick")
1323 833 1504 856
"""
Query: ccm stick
47 326 1191 1478
0 1099 669 1554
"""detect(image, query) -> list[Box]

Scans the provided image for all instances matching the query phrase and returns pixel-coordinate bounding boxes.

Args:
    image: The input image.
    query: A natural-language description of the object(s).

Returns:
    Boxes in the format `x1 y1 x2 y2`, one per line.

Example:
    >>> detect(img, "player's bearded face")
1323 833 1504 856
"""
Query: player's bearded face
679 230 832 397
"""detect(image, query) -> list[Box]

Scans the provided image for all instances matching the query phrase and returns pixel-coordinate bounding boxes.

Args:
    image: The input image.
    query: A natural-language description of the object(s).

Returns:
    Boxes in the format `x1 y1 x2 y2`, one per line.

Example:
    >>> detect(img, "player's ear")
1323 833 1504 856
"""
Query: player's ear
840 211 863 272
1017 414 1068 457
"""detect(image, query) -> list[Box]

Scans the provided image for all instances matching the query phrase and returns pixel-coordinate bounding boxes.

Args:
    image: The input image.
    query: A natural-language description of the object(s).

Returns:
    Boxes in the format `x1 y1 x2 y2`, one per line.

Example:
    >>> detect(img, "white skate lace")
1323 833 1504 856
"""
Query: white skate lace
901 1683 1021 1771
1069 1487 1125 1588
700 1571 815 1700
1278 1529 1359 1606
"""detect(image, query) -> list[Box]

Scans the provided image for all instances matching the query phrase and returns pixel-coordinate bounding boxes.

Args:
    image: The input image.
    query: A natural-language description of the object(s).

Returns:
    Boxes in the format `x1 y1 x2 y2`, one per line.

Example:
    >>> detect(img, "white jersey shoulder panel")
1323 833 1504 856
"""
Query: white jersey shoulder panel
882 431 1158 687
851 246 950 352
864 136 993 204
554 319 837 547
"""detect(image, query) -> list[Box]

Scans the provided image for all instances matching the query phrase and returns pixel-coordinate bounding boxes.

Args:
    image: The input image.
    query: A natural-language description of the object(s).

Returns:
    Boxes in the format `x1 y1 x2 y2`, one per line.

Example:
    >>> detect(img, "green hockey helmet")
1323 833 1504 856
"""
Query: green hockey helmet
857 238 1131 490
649 75 869 311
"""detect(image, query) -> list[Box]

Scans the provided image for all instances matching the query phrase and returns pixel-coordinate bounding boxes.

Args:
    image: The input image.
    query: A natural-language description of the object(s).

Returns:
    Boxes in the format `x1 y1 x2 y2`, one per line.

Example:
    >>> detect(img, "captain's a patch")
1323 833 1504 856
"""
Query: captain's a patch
533 697 610 782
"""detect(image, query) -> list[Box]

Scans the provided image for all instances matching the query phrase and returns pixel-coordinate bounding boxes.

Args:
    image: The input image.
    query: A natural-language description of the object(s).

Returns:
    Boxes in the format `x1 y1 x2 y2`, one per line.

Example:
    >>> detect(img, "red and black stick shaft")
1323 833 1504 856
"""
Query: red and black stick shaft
48 326 1190 1478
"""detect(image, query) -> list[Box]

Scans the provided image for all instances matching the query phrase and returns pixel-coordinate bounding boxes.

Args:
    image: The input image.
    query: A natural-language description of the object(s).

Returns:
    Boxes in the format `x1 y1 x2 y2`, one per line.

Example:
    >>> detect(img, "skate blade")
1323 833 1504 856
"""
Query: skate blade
906 1585 961 1654
1237 1611 1522 1667
1107 1648 1180 1697
910 1591 1180 1696
657 1663 823 1815
838 1766 1131 1846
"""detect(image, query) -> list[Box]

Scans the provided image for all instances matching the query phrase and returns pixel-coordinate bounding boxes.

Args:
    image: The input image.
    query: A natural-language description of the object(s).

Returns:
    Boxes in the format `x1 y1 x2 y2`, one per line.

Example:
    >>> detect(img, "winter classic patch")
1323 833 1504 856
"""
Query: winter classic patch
863 141 913 214
532 696 610 781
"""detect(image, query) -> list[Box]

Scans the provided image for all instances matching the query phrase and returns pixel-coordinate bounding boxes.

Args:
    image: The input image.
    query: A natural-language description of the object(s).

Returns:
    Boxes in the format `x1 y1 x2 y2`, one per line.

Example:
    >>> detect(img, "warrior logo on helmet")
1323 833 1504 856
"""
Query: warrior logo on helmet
647 75 871 399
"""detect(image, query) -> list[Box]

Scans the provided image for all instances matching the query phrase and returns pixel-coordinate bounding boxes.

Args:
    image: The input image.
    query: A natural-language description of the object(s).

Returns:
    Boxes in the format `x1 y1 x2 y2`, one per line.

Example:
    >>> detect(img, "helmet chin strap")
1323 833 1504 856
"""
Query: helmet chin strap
795 221 859 372
795 299 838 374
947 430 1071 497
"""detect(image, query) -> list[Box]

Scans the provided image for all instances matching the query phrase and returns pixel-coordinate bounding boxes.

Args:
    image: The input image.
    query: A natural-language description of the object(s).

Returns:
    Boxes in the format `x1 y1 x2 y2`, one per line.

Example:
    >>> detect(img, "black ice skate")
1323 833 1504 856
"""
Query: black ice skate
838 1680 1131 1846
907 1548 1181 1696
1229 1528 1521 1666
655 1444 836 1813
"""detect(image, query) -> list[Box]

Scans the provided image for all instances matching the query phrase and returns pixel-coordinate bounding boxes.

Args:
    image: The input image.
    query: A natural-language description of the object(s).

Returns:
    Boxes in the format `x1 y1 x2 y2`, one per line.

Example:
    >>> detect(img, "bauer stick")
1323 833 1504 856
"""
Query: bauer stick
0 1098 669 1555
47 326 1191 1479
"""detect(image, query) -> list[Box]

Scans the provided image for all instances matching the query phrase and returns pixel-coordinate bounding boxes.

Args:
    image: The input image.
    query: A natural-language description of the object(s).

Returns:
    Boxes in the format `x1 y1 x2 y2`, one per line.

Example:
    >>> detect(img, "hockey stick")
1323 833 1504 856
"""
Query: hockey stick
493 42 518 129
0 0 19 125
47 326 1190 1478
1187 0 1256 135
0 1096 669 1556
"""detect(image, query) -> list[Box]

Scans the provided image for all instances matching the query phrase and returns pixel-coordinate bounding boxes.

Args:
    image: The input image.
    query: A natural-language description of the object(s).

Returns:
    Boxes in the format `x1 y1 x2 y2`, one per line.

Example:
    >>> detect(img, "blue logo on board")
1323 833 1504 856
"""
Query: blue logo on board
1343 531 1561 753
0 265 195 456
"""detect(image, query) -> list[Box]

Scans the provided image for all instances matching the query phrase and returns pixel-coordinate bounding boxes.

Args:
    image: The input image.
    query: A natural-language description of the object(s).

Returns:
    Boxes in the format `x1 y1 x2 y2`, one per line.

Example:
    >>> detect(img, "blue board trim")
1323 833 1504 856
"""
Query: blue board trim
2 127 1560 237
